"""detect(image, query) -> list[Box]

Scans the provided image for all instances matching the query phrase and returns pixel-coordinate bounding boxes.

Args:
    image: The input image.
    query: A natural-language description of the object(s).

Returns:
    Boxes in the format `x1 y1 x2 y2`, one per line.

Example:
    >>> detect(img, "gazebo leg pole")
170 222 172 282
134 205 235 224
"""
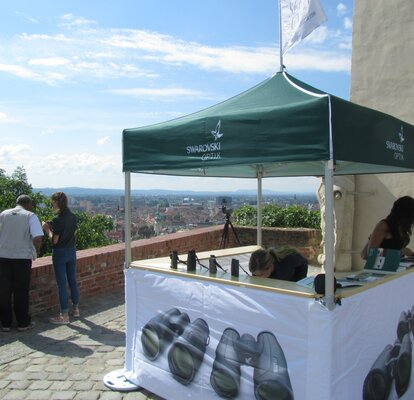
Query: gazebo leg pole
257 166 263 247
124 171 131 269
324 161 336 310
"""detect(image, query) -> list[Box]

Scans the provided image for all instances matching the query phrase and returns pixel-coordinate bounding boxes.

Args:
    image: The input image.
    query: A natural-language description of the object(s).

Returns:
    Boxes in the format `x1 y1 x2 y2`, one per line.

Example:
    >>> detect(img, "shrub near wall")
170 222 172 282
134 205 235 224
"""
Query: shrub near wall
29 225 321 315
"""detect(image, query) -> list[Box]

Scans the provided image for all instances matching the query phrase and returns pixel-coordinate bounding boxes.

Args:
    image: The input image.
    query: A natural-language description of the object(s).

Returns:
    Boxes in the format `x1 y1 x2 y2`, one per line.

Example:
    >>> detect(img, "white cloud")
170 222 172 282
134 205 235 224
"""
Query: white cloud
19 152 122 188
2 147 123 188
0 144 31 163
0 63 39 79
344 17 353 30
19 33 72 42
0 112 18 124
29 57 70 67
133 111 183 119
109 87 210 99
97 136 109 145
338 36 353 50
0 61 68 85
33 152 118 174
104 28 349 75
59 13 98 28
285 51 351 73
0 16 351 87
337 3 347 16
0 144 30 155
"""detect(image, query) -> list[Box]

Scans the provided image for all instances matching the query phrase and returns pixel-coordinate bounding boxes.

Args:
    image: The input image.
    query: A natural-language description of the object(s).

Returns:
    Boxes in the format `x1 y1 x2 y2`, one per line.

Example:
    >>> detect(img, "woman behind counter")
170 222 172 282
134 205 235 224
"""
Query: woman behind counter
249 246 308 282
361 196 414 260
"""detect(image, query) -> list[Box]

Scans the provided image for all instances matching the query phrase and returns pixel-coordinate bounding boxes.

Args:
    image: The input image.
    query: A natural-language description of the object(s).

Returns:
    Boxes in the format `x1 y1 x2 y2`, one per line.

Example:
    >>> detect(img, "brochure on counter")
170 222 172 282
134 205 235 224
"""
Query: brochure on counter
344 272 385 283
400 256 414 269
296 276 363 289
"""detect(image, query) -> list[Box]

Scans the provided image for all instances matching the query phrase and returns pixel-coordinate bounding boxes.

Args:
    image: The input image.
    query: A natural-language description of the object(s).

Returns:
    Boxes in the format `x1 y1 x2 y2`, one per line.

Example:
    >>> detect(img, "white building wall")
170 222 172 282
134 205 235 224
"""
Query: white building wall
350 0 414 269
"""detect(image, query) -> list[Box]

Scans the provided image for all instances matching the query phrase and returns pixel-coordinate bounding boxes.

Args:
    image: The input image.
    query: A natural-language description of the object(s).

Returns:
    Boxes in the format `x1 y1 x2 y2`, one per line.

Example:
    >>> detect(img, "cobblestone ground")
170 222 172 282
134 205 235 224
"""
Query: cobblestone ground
0 290 163 400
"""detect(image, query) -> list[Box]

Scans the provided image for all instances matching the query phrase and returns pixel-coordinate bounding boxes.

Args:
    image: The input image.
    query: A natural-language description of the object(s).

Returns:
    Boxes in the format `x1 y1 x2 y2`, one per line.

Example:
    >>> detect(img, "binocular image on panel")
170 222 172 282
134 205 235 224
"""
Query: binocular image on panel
211 328 293 400
363 306 414 400
141 308 294 399
141 307 209 385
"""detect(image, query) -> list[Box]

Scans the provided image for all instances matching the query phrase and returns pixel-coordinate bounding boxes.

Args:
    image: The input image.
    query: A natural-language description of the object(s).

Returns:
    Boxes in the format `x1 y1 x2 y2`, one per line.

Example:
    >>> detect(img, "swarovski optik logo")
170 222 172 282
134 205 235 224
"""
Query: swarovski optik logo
211 120 223 141
385 125 405 161
399 125 405 143
186 119 222 161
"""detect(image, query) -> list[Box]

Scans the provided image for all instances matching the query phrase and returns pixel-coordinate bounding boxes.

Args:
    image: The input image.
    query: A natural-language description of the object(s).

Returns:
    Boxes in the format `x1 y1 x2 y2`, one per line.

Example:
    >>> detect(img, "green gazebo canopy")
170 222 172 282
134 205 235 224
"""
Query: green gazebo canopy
123 72 414 178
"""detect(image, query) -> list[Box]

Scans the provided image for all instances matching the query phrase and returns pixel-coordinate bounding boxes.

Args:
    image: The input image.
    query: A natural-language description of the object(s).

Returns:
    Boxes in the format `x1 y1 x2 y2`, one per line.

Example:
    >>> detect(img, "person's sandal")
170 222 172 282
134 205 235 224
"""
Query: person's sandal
49 313 70 325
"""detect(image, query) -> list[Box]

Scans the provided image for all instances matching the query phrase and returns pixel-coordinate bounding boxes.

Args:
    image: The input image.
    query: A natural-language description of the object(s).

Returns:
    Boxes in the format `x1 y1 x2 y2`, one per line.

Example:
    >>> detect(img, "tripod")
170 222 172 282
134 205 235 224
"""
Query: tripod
220 212 241 249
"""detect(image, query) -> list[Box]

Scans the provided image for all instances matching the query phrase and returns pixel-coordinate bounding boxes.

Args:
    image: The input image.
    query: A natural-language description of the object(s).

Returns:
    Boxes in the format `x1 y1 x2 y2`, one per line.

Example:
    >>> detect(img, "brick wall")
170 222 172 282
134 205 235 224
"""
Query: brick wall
30 225 321 315
234 226 322 262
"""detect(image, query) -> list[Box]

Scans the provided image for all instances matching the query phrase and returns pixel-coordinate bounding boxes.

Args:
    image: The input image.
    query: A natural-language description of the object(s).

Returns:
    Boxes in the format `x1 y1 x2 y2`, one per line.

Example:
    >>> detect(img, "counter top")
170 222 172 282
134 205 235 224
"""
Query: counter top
130 245 414 300
130 245 317 298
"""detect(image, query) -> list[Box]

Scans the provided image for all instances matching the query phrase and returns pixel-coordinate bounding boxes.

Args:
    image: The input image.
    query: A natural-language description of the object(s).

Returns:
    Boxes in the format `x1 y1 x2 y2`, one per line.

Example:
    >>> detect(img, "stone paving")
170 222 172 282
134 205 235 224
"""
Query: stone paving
0 289 162 400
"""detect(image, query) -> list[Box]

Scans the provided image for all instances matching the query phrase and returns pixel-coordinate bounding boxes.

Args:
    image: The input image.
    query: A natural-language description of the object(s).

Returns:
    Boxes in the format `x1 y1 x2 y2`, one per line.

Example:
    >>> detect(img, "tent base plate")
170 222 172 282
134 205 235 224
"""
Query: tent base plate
103 369 140 392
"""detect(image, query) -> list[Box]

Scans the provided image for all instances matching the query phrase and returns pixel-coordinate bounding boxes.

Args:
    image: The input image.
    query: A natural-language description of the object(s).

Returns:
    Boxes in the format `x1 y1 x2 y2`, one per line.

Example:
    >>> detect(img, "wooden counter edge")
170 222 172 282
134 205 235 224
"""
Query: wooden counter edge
129 263 318 299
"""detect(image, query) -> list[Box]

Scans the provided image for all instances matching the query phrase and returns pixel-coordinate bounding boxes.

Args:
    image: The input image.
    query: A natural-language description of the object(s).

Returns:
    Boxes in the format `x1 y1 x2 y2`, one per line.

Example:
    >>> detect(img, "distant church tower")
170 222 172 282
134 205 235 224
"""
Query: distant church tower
350 0 414 268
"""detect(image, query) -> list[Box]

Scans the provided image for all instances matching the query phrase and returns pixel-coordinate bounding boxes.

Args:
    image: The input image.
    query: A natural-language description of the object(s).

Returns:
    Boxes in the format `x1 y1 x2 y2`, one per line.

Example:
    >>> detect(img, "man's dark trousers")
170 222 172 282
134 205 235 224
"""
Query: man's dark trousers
0 258 32 328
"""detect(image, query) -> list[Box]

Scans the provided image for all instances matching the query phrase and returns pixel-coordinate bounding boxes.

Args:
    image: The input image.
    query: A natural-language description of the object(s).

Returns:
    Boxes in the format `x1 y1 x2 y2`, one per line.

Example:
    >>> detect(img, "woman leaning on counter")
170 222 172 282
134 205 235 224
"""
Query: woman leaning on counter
249 246 308 282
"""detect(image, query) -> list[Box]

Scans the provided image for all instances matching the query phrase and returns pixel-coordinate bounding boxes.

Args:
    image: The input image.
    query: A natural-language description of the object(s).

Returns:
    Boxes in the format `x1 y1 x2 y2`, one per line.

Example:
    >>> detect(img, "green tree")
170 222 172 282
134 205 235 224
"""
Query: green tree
232 203 321 229
262 204 286 227
0 167 47 216
137 224 155 239
231 205 256 226
75 213 115 250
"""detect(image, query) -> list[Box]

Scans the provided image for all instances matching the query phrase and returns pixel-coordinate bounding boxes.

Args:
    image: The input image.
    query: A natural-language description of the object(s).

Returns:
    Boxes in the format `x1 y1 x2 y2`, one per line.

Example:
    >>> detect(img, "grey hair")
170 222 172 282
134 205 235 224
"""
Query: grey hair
16 194 32 206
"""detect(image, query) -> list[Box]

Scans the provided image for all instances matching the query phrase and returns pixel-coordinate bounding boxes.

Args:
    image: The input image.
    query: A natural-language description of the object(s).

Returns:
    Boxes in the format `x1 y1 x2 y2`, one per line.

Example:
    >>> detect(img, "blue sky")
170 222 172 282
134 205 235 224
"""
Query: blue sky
0 0 353 194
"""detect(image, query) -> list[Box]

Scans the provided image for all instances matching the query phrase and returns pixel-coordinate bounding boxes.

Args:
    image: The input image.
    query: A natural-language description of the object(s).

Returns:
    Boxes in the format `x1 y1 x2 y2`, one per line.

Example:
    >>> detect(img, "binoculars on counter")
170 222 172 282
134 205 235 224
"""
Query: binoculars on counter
211 328 294 400
141 308 210 385
169 250 196 271
170 250 244 277
363 307 414 400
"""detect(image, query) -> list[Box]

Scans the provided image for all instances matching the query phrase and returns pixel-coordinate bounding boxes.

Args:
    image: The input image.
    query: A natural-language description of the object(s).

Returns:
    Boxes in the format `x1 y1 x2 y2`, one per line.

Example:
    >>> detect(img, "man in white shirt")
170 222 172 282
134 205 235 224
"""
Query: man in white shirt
0 195 43 332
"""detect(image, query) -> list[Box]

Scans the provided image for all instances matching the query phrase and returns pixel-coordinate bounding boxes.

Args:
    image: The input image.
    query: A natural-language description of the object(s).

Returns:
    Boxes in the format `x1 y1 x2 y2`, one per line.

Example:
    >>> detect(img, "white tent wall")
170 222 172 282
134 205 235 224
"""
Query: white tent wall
350 0 414 270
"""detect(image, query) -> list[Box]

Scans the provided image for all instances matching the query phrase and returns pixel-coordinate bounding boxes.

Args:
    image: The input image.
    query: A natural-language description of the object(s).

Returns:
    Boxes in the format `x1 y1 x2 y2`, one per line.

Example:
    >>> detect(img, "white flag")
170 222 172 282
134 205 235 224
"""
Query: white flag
281 0 327 55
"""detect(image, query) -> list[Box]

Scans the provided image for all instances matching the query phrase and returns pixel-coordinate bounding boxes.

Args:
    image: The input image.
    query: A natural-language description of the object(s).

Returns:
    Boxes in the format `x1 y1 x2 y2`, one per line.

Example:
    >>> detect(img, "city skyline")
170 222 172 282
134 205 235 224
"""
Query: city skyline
0 0 353 193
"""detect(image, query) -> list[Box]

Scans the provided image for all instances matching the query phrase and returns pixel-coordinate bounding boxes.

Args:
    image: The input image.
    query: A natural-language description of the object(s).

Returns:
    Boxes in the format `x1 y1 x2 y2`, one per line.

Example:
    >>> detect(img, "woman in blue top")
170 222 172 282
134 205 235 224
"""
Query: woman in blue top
43 192 80 324
362 196 414 260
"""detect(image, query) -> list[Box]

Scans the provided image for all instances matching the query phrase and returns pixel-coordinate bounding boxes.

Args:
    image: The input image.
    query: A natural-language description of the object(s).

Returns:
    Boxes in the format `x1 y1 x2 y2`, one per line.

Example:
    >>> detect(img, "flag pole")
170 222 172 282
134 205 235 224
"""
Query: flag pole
279 0 284 72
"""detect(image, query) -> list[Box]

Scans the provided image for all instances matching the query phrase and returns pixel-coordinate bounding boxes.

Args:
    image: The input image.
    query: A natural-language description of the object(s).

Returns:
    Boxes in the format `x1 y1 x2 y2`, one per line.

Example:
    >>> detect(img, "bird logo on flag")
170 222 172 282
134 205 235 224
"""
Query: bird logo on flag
211 120 223 141
398 125 405 143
